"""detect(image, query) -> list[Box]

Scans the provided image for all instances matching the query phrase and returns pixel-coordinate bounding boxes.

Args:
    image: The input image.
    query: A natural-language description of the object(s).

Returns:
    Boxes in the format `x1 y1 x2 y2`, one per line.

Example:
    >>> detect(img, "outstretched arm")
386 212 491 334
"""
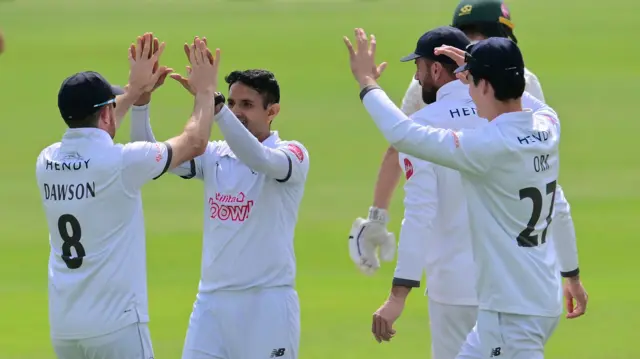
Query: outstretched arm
130 103 203 179
215 106 309 184
361 86 495 175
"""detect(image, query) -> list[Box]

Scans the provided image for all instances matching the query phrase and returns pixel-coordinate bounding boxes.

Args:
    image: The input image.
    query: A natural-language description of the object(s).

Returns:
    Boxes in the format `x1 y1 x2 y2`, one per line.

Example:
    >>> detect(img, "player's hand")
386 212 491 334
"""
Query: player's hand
171 36 221 96
131 36 174 106
372 296 404 343
348 208 395 276
343 28 388 85
127 32 169 96
434 45 469 84
564 276 588 319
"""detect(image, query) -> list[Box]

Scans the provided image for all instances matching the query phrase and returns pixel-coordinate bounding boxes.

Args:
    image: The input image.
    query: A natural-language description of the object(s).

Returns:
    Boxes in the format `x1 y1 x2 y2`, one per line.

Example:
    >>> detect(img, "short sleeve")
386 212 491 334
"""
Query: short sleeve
275 141 310 185
121 141 172 191
177 142 220 181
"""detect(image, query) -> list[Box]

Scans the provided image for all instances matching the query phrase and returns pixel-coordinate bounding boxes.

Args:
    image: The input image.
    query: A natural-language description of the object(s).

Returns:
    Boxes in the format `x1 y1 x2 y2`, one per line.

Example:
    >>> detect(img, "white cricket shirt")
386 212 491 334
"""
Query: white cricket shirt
364 88 563 317
395 80 573 307
36 128 172 339
129 105 309 293
395 80 483 305
400 67 544 115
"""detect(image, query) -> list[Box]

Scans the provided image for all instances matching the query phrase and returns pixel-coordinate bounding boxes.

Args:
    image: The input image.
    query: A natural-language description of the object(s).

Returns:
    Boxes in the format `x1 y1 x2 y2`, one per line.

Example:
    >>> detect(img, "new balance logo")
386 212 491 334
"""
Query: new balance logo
490 347 501 357
270 348 285 357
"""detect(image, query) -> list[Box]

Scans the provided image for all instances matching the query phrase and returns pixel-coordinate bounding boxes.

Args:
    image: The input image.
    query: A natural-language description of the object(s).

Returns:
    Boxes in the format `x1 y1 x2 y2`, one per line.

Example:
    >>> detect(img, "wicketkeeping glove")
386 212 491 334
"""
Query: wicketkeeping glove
348 207 396 276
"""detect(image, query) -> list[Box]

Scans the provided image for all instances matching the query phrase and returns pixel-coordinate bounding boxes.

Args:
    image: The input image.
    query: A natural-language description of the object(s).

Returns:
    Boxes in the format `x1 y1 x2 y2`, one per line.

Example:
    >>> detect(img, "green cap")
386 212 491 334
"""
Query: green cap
452 0 515 31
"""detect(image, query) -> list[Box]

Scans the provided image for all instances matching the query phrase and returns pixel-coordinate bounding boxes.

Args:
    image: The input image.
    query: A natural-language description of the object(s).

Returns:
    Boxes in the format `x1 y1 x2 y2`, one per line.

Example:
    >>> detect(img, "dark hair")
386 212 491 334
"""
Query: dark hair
472 70 525 101
225 69 280 109
458 22 517 44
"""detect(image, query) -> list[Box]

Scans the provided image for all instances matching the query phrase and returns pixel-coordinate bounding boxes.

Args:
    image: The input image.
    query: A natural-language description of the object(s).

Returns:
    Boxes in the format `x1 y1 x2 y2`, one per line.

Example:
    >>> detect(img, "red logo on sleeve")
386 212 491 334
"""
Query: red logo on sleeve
404 158 414 179
154 143 163 163
541 114 558 125
287 144 305 163
449 130 461 148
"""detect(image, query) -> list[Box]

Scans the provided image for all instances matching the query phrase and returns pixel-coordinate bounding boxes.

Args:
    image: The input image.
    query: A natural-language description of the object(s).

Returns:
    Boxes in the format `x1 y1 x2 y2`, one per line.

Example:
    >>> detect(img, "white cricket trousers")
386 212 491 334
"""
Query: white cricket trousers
428 299 478 359
181 286 300 359
456 310 560 359
51 322 154 359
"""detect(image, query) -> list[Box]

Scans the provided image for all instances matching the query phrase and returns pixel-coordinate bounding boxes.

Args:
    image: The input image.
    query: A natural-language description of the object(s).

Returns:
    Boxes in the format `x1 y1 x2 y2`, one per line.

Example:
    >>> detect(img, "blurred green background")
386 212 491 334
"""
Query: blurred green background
0 0 637 358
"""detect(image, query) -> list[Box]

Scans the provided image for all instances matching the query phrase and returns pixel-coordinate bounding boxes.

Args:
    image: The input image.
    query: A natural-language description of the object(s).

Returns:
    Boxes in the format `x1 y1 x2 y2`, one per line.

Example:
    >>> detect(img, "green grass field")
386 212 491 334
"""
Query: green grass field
0 0 638 358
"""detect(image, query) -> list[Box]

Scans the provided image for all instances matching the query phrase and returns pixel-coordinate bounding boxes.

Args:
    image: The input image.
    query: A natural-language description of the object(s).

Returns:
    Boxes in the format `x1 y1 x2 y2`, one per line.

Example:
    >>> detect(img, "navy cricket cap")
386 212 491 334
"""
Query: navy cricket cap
57 71 124 122
454 37 524 78
400 26 470 64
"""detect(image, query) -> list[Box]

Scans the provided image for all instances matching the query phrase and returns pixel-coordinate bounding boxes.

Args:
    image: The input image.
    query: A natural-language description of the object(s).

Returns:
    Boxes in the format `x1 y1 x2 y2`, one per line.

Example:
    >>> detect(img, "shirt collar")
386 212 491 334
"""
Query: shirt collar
62 128 114 144
218 131 281 158
261 131 280 148
436 80 468 102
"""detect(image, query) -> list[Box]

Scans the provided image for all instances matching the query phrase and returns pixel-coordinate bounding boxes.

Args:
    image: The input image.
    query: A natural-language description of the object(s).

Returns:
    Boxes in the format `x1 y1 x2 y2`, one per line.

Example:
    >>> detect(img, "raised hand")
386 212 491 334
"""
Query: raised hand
434 45 469 84
343 28 388 84
131 35 174 106
171 36 220 96
127 32 169 95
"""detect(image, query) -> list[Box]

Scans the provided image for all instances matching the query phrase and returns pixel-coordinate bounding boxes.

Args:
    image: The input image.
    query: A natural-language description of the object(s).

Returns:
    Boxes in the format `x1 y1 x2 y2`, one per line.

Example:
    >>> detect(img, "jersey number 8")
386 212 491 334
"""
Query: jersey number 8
57 214 86 269
517 180 557 247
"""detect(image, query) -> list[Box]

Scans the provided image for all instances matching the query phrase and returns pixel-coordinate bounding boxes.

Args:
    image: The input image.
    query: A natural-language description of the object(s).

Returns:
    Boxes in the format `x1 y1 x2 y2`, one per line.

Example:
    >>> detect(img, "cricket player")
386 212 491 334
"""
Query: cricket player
35 33 220 359
352 26 566 359
130 68 309 359
349 0 552 272
344 28 588 358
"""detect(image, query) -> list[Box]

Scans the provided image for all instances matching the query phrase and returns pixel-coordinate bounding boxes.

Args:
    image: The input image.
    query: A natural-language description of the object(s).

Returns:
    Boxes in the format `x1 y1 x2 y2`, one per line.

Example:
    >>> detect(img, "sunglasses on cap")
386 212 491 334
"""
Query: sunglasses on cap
93 98 117 109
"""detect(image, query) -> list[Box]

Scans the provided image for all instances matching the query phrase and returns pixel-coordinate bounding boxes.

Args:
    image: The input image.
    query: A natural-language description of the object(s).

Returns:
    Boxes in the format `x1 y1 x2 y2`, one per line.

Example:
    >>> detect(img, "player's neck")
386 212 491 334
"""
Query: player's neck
255 130 271 142
484 99 523 121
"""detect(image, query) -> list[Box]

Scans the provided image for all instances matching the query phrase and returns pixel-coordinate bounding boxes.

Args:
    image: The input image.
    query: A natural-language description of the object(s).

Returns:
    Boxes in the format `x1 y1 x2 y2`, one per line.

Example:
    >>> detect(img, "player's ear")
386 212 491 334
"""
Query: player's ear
433 62 443 81
481 79 490 96
267 103 280 121
98 106 109 123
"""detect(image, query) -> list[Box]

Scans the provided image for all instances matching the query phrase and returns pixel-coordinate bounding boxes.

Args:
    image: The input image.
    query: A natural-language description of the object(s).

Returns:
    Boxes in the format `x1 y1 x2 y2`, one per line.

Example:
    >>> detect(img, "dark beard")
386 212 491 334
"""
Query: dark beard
421 85 438 105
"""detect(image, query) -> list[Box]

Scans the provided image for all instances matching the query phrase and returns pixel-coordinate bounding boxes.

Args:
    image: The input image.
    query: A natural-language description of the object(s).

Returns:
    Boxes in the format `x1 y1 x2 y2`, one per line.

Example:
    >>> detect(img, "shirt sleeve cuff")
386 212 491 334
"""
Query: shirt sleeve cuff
132 104 149 111
392 277 421 288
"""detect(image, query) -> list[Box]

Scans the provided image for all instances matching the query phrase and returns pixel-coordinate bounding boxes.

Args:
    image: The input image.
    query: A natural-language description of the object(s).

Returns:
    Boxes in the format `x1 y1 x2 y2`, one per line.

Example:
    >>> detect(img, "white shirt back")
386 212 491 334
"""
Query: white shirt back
363 89 564 317
396 81 483 305
461 109 563 316
395 81 551 306
35 128 171 339
185 132 309 293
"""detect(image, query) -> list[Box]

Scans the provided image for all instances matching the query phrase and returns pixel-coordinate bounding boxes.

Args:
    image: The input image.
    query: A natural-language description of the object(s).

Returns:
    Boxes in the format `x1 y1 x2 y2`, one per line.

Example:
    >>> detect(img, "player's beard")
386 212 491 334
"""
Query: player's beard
420 71 438 105
421 82 438 105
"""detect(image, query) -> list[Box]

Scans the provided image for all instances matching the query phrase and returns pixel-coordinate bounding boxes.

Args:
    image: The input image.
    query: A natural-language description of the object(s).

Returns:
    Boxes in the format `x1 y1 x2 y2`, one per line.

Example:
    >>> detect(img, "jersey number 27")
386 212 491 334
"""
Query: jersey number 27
57 214 85 269
517 180 557 247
